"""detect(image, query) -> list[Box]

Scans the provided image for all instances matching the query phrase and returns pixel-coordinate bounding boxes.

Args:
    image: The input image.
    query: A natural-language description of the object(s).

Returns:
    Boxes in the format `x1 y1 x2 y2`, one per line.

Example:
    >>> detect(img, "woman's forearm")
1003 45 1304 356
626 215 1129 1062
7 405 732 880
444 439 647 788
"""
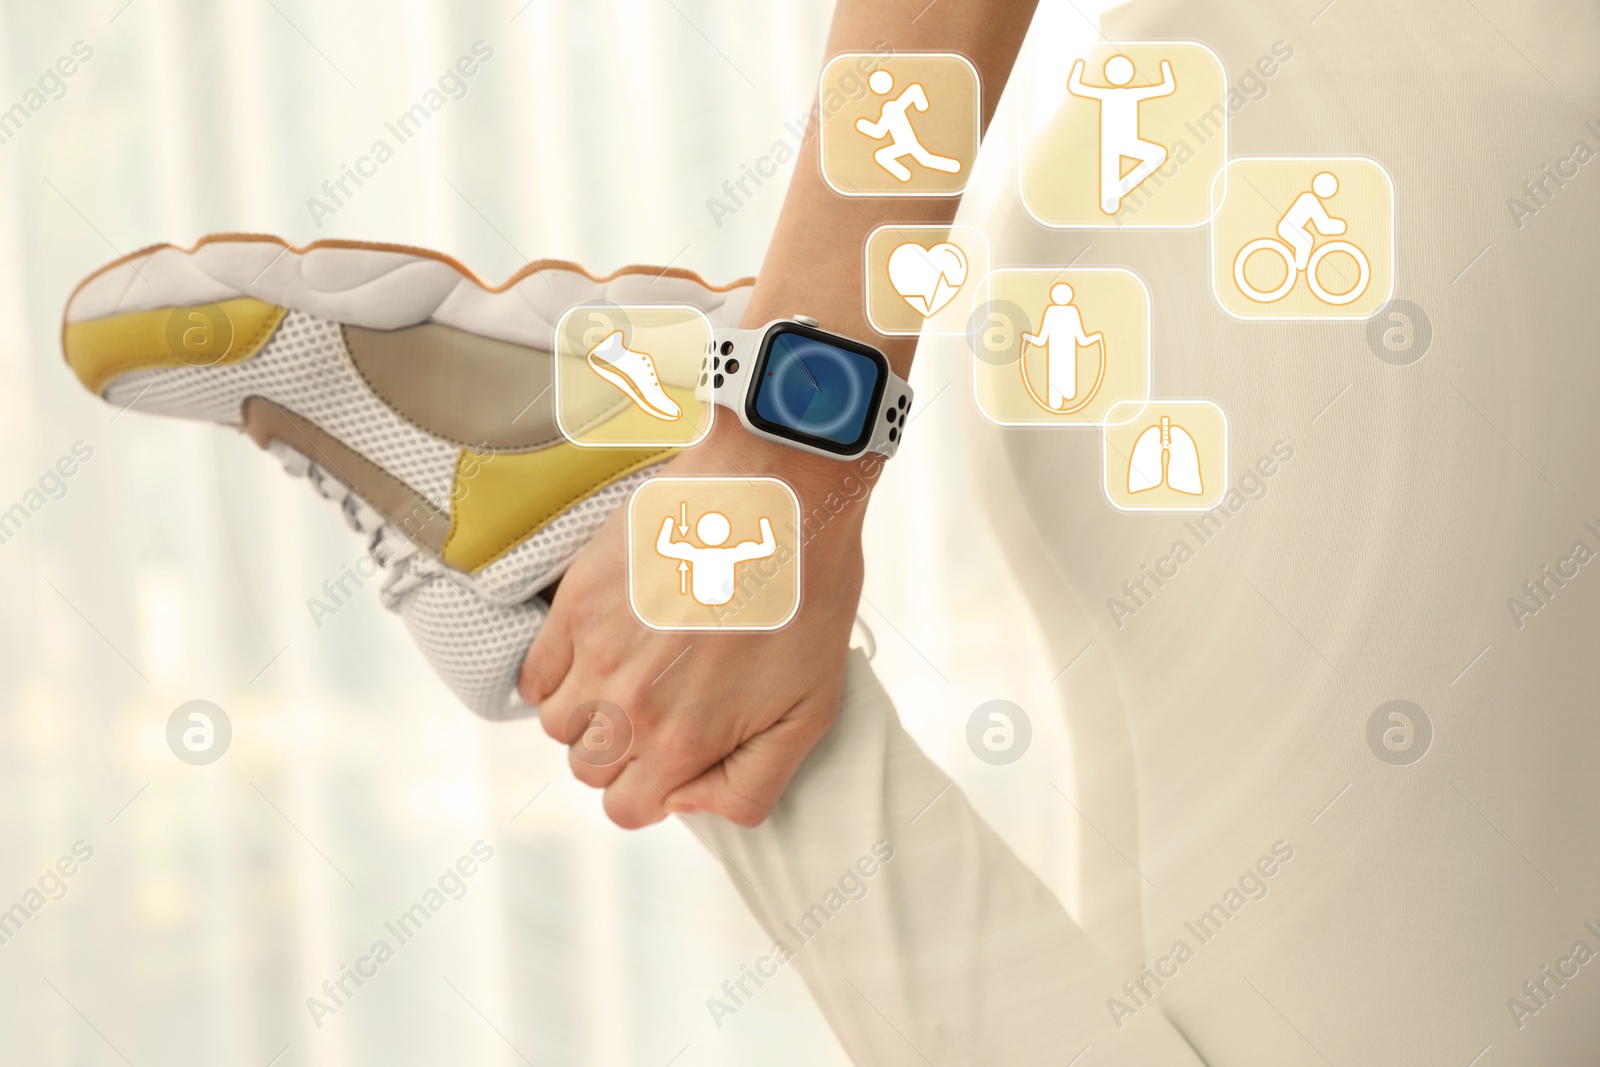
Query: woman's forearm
742 0 1041 378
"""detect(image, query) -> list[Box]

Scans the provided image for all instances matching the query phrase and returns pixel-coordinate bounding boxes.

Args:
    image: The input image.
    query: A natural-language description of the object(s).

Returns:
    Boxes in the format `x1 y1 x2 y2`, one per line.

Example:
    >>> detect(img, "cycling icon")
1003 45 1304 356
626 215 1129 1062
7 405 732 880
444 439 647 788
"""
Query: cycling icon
1233 171 1370 305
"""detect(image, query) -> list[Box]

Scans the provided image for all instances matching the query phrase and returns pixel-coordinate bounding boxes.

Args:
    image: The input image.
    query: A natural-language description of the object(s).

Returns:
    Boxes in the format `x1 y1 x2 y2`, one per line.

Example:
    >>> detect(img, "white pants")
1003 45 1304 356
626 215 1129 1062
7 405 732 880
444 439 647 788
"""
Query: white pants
689 651 1206 1067
685 2 1600 1061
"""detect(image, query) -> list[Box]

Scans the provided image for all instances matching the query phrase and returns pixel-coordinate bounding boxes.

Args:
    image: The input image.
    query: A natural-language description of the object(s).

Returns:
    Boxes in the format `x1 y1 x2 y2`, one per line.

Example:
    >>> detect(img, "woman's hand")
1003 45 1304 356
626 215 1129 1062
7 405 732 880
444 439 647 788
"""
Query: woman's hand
522 0 1038 827
520 421 874 828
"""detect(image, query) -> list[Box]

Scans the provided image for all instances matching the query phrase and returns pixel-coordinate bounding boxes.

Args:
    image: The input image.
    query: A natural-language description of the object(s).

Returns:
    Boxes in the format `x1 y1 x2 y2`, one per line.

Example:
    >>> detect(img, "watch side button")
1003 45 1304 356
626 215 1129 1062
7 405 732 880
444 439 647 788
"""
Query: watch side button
794 314 820 327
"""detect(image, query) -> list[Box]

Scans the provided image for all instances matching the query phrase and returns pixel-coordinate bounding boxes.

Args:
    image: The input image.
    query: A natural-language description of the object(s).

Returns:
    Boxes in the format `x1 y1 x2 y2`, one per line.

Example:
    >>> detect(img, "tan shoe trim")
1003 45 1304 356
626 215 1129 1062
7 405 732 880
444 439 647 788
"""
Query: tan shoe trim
341 322 564 450
240 396 451 554
443 442 671 573
343 322 700 450
63 298 286 394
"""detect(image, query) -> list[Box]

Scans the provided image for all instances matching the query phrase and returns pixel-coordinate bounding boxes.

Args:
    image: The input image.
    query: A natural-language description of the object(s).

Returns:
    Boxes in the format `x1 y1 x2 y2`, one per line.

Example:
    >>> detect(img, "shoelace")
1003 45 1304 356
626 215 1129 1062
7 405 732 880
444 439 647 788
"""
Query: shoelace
272 441 880 662
269 441 438 609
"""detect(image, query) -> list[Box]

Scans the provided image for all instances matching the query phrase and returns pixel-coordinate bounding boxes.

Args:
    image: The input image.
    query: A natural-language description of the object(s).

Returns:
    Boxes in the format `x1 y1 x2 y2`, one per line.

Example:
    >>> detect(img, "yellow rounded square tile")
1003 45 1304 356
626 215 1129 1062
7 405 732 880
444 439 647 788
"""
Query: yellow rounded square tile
628 477 801 631
864 224 990 337
554 304 714 448
971 268 1150 427
1019 41 1228 228
1210 157 1394 319
819 52 980 197
1102 400 1228 512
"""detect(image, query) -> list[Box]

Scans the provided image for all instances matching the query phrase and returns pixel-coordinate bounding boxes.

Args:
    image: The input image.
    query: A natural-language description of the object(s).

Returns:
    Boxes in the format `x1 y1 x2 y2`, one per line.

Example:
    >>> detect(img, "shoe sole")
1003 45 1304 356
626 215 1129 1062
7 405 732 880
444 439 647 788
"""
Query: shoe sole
63 232 754 356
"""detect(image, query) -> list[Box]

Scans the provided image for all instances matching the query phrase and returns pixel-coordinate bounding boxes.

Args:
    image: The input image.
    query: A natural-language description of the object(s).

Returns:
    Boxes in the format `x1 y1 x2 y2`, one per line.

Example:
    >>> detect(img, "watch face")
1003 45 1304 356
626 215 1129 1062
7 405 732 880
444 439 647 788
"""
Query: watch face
747 322 888 456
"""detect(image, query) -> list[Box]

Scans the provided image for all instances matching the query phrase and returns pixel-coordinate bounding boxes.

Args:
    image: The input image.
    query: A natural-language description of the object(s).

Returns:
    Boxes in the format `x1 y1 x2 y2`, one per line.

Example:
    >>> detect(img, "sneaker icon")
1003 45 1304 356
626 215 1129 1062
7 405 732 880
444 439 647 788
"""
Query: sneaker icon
585 330 682 421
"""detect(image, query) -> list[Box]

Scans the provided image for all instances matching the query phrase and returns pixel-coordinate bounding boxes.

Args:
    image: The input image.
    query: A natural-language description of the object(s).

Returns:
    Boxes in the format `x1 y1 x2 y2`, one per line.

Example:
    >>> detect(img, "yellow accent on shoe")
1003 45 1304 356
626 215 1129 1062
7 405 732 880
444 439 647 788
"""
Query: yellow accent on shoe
443 442 672 573
562 384 704 446
63 298 287 394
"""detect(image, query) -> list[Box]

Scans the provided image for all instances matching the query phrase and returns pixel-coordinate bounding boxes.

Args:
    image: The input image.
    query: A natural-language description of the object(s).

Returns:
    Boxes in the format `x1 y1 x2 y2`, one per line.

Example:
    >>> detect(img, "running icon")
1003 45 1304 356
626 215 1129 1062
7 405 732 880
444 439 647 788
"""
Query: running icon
1019 282 1105 414
1068 55 1177 214
656 506 777 608
855 70 963 182
1233 171 1370 305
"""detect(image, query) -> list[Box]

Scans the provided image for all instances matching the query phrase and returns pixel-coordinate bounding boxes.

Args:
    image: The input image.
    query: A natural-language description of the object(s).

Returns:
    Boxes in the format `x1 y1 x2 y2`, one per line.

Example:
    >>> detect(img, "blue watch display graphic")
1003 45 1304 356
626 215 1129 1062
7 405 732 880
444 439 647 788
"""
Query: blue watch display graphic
699 316 913 461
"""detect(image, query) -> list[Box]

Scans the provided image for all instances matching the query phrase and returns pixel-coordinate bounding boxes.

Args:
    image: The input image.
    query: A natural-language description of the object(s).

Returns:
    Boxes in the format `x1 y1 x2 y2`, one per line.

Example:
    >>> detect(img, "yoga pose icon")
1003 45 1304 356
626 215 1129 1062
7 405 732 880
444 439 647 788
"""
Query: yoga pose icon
1067 54 1177 214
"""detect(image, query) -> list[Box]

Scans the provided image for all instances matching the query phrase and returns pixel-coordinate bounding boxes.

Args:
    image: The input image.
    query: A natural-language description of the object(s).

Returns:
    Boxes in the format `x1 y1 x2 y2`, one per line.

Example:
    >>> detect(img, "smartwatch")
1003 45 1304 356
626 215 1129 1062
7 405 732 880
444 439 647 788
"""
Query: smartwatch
697 315 914 461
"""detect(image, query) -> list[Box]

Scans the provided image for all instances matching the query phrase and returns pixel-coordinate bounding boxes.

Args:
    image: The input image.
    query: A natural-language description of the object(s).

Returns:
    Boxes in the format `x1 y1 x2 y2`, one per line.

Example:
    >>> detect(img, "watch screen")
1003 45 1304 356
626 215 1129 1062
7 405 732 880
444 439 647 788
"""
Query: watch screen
750 327 884 453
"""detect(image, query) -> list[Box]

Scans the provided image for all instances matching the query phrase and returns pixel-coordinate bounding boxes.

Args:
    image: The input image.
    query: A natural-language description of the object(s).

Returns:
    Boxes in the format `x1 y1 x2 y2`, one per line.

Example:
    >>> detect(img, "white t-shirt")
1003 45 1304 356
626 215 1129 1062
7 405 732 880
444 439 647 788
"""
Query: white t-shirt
977 0 1600 1061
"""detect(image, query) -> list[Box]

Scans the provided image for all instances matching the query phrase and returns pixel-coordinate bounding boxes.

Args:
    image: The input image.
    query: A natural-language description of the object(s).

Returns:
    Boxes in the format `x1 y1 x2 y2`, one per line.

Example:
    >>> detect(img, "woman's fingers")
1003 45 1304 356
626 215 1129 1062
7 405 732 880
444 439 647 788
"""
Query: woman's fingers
664 709 829 827
566 700 639 789
520 603 574 713
598 718 739 828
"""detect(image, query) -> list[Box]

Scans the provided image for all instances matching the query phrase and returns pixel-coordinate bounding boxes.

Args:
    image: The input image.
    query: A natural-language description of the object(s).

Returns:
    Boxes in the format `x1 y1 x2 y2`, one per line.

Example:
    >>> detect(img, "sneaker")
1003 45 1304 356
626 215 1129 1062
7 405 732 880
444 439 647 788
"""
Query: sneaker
585 330 683 421
62 234 751 718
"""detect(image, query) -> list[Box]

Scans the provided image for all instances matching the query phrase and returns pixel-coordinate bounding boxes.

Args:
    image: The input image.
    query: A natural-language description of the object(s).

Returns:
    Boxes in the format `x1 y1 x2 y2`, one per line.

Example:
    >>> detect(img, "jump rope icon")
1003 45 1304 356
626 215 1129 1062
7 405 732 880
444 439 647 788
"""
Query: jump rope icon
1017 282 1106 416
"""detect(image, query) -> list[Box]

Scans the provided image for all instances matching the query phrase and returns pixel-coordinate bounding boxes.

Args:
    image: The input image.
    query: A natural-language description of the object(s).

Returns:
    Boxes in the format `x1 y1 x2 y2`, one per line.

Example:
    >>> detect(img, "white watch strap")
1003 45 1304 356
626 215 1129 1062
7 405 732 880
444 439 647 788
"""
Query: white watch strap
697 323 913 460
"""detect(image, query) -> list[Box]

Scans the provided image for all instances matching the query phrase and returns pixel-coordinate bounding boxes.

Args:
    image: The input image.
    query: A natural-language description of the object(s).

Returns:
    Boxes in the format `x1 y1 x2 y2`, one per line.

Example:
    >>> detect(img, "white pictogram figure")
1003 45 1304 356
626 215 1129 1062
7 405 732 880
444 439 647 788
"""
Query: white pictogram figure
656 508 777 607
1019 282 1105 413
855 70 963 182
1067 55 1177 213
1233 171 1371 305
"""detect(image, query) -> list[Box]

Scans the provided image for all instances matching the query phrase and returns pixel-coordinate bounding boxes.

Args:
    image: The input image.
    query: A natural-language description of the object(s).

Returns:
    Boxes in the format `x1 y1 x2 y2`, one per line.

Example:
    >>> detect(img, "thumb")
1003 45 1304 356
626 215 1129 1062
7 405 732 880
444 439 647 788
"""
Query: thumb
666 710 824 828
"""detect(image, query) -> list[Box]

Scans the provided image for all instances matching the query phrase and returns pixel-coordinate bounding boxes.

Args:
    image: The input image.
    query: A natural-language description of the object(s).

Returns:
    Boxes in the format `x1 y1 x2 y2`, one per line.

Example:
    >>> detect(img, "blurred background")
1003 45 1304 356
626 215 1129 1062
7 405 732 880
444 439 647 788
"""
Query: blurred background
0 1 1104 1063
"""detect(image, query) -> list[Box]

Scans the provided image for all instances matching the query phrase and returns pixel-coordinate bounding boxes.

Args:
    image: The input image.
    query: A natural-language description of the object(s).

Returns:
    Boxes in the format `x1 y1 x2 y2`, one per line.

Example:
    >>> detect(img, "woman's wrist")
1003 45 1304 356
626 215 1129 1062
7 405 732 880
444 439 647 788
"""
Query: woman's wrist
678 417 882 506
688 260 918 531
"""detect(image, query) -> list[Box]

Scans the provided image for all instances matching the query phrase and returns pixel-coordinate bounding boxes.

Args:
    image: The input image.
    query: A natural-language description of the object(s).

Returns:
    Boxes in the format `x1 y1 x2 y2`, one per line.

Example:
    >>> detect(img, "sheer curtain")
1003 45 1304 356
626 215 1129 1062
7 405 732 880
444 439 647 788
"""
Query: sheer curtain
0 1 1091 1063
